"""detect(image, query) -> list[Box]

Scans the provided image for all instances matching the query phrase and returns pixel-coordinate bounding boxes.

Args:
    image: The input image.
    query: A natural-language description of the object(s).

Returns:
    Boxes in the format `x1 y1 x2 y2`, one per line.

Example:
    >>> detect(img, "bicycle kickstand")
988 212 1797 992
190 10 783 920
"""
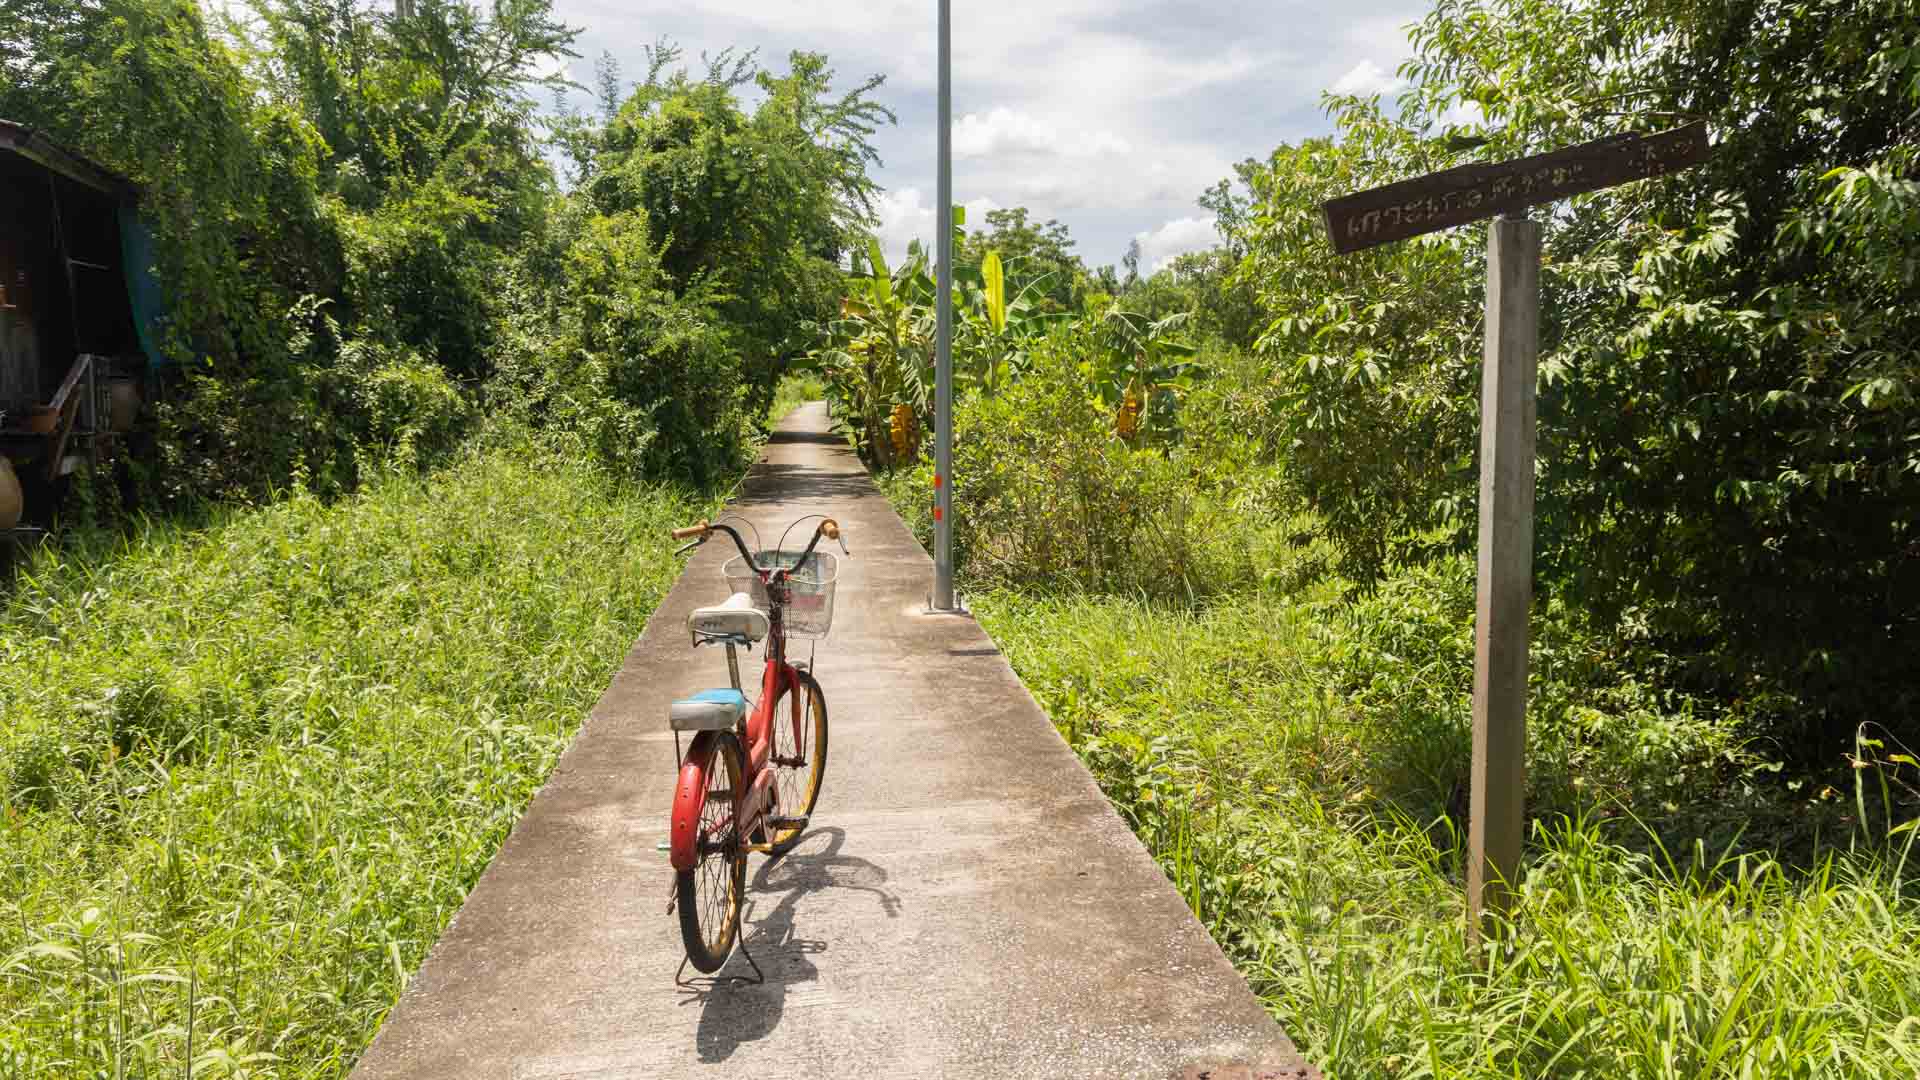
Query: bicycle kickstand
733 936 765 985
674 899 764 989
675 941 763 988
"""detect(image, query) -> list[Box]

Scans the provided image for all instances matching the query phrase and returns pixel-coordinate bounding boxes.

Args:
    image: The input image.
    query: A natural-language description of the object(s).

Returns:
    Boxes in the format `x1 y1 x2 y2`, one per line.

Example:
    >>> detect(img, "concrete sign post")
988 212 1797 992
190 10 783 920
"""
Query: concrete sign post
1320 123 1707 949
931 0 956 612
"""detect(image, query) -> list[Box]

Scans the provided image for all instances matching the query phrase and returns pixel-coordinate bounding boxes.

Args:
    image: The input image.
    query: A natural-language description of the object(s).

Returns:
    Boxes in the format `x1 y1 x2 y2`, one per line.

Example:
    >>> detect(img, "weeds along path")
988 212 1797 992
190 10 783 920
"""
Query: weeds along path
0 449 706 1078
348 401 1315 1079
966 583 1920 1079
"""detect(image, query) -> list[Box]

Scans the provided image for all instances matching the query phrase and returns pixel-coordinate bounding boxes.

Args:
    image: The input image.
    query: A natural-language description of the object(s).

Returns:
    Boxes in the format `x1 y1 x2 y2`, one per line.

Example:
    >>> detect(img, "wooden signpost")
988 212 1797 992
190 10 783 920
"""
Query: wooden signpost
1320 123 1709 950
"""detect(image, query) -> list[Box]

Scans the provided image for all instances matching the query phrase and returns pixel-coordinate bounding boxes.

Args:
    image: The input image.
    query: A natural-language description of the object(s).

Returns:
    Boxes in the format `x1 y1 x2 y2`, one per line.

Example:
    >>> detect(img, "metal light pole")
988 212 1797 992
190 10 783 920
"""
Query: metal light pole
931 0 957 610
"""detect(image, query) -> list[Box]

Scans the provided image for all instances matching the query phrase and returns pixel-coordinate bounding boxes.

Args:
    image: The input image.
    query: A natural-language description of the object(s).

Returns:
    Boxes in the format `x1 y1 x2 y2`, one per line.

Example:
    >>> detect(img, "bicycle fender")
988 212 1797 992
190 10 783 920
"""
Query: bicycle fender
669 732 722 873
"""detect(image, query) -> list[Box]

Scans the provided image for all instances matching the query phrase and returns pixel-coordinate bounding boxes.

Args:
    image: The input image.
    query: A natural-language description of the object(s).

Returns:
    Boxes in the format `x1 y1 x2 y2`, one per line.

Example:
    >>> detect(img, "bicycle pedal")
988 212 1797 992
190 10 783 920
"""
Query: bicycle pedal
766 816 809 830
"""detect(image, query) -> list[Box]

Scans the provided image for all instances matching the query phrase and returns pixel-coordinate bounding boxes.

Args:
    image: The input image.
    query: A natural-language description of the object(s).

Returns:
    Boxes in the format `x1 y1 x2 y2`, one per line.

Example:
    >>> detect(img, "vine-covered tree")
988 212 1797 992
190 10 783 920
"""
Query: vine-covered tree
1228 0 1920 750
0 3 889 495
576 44 893 413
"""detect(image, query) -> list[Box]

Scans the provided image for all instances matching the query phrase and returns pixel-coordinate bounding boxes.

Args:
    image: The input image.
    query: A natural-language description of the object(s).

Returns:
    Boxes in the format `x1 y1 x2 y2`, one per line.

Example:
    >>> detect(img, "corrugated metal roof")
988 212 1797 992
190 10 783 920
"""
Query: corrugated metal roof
0 120 136 199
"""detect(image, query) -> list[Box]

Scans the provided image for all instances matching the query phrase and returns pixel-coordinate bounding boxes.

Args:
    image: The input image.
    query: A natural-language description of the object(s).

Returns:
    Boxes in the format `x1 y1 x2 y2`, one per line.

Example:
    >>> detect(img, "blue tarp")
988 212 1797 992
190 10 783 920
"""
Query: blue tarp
117 205 172 368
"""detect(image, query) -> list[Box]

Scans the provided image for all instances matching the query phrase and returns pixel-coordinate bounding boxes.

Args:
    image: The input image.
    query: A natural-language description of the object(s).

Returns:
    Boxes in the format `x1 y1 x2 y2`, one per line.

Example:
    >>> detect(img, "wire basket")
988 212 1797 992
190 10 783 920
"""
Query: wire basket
722 550 838 639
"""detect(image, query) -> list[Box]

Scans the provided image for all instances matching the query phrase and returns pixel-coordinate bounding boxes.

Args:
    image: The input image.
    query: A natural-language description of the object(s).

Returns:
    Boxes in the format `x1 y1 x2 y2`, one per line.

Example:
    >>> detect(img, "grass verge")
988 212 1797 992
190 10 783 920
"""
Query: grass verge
0 444 710 1078
974 587 1920 1079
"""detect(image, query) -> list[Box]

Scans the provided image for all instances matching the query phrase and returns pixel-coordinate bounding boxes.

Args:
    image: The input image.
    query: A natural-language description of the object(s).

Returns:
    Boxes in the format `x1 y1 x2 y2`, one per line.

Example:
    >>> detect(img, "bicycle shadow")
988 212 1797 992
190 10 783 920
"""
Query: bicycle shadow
680 826 900 1063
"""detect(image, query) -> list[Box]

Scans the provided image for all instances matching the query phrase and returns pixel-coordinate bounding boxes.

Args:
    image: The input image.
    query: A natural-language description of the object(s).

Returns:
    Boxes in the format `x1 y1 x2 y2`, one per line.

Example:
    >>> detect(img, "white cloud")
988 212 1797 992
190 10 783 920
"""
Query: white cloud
1079 131 1133 156
1330 58 1404 97
531 51 572 82
872 187 1001 267
955 108 1053 157
1134 215 1220 273
954 108 1133 160
1435 99 1486 131
871 188 934 266
551 0 1433 265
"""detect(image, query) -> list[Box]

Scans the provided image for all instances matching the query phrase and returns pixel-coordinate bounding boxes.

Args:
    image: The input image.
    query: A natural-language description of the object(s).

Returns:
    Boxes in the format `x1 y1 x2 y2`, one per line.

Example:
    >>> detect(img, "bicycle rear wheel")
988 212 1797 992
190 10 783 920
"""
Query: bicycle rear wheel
677 733 746 973
767 670 828 855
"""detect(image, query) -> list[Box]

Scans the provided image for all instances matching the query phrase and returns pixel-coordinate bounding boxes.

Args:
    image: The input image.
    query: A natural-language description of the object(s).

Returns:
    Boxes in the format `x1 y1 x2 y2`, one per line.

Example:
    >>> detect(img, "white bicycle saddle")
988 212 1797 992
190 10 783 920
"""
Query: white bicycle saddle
687 591 769 643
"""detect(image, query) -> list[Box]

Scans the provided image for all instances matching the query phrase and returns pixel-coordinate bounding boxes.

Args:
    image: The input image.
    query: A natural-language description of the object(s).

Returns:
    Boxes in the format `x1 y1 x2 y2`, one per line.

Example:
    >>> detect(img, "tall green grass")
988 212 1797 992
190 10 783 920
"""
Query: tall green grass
768 372 826 426
977 588 1920 1079
0 446 709 1078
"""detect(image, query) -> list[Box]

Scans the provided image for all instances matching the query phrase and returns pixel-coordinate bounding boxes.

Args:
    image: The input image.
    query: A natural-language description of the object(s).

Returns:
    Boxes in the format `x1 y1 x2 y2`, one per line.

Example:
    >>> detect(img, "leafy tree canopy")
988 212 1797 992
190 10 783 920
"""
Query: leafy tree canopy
958 206 1086 314
577 43 894 396
1225 0 1920 745
1 2 890 498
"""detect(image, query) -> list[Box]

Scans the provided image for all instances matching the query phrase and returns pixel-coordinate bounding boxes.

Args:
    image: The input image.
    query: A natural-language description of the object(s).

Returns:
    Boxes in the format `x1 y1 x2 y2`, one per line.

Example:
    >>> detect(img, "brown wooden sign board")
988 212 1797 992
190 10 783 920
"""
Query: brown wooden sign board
1320 121 1708 254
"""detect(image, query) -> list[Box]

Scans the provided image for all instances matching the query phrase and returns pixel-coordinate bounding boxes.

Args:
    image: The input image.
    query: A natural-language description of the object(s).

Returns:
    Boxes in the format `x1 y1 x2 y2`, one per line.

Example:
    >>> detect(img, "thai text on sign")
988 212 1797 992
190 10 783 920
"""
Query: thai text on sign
1321 122 1708 254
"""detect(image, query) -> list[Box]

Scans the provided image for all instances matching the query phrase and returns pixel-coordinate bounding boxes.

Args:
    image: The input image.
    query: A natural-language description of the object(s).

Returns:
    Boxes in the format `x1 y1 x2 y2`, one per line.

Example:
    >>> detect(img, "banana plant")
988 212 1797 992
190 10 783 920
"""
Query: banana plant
1090 306 1199 444
953 250 1062 395
814 237 934 469
815 226 1077 465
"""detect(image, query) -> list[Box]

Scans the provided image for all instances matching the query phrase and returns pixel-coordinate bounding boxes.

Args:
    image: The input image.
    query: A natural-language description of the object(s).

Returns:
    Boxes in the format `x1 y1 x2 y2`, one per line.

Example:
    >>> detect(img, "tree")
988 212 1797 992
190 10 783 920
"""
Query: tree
816 239 934 470
579 43 894 412
1229 0 1920 749
958 207 1086 313
248 0 578 380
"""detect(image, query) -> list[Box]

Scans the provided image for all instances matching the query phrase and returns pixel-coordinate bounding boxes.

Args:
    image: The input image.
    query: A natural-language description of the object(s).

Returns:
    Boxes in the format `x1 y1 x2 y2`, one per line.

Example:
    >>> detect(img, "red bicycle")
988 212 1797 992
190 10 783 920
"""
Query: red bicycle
665 514 845 977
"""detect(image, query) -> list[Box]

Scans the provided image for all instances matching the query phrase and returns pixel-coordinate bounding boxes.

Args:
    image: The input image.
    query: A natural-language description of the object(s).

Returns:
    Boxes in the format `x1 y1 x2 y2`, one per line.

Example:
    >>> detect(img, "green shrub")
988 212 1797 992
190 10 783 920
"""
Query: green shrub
487 209 754 484
153 296 476 504
947 328 1273 600
334 338 473 471
1225 0 1920 751
768 372 827 425
1311 559 1759 835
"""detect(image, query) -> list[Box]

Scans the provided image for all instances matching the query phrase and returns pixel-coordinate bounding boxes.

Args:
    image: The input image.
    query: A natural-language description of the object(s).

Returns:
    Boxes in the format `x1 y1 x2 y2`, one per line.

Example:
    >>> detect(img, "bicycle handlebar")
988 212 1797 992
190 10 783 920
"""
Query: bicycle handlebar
668 518 846 574
791 518 840 568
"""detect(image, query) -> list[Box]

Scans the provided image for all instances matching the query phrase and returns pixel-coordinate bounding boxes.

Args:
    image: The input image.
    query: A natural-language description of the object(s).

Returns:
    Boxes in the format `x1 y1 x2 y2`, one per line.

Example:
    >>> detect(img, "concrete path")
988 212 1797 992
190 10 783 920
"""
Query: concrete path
350 403 1317 1080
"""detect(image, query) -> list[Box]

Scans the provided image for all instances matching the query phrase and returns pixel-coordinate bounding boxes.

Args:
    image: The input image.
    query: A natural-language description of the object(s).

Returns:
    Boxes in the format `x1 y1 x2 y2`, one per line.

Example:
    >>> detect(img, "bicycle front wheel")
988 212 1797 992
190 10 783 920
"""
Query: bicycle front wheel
677 733 746 973
767 670 828 855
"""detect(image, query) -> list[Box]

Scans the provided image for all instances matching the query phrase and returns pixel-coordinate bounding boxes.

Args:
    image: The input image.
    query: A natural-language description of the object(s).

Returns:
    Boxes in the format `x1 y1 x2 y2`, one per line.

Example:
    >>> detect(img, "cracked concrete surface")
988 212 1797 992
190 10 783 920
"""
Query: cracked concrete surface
348 403 1316 1080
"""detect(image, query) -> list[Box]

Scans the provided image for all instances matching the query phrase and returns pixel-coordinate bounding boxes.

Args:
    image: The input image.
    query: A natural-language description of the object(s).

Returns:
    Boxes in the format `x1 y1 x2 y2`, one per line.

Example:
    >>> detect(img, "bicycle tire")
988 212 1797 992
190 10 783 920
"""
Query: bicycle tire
677 732 746 973
767 669 828 856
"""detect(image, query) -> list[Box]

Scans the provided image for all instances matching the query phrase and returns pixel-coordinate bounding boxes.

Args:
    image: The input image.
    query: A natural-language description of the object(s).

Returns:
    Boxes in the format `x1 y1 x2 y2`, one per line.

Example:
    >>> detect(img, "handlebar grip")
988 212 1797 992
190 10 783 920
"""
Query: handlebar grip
821 519 840 541
670 521 709 540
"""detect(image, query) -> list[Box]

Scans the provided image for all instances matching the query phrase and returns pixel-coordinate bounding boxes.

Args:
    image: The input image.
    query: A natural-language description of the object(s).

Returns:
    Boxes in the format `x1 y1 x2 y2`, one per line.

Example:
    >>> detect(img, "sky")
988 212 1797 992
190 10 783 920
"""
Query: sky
544 0 1430 273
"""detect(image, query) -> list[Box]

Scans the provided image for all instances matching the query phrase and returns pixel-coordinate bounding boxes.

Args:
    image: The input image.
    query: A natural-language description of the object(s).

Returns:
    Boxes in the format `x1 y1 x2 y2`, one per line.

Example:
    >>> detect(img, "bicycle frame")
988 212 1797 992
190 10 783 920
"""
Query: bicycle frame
667 523 829 873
